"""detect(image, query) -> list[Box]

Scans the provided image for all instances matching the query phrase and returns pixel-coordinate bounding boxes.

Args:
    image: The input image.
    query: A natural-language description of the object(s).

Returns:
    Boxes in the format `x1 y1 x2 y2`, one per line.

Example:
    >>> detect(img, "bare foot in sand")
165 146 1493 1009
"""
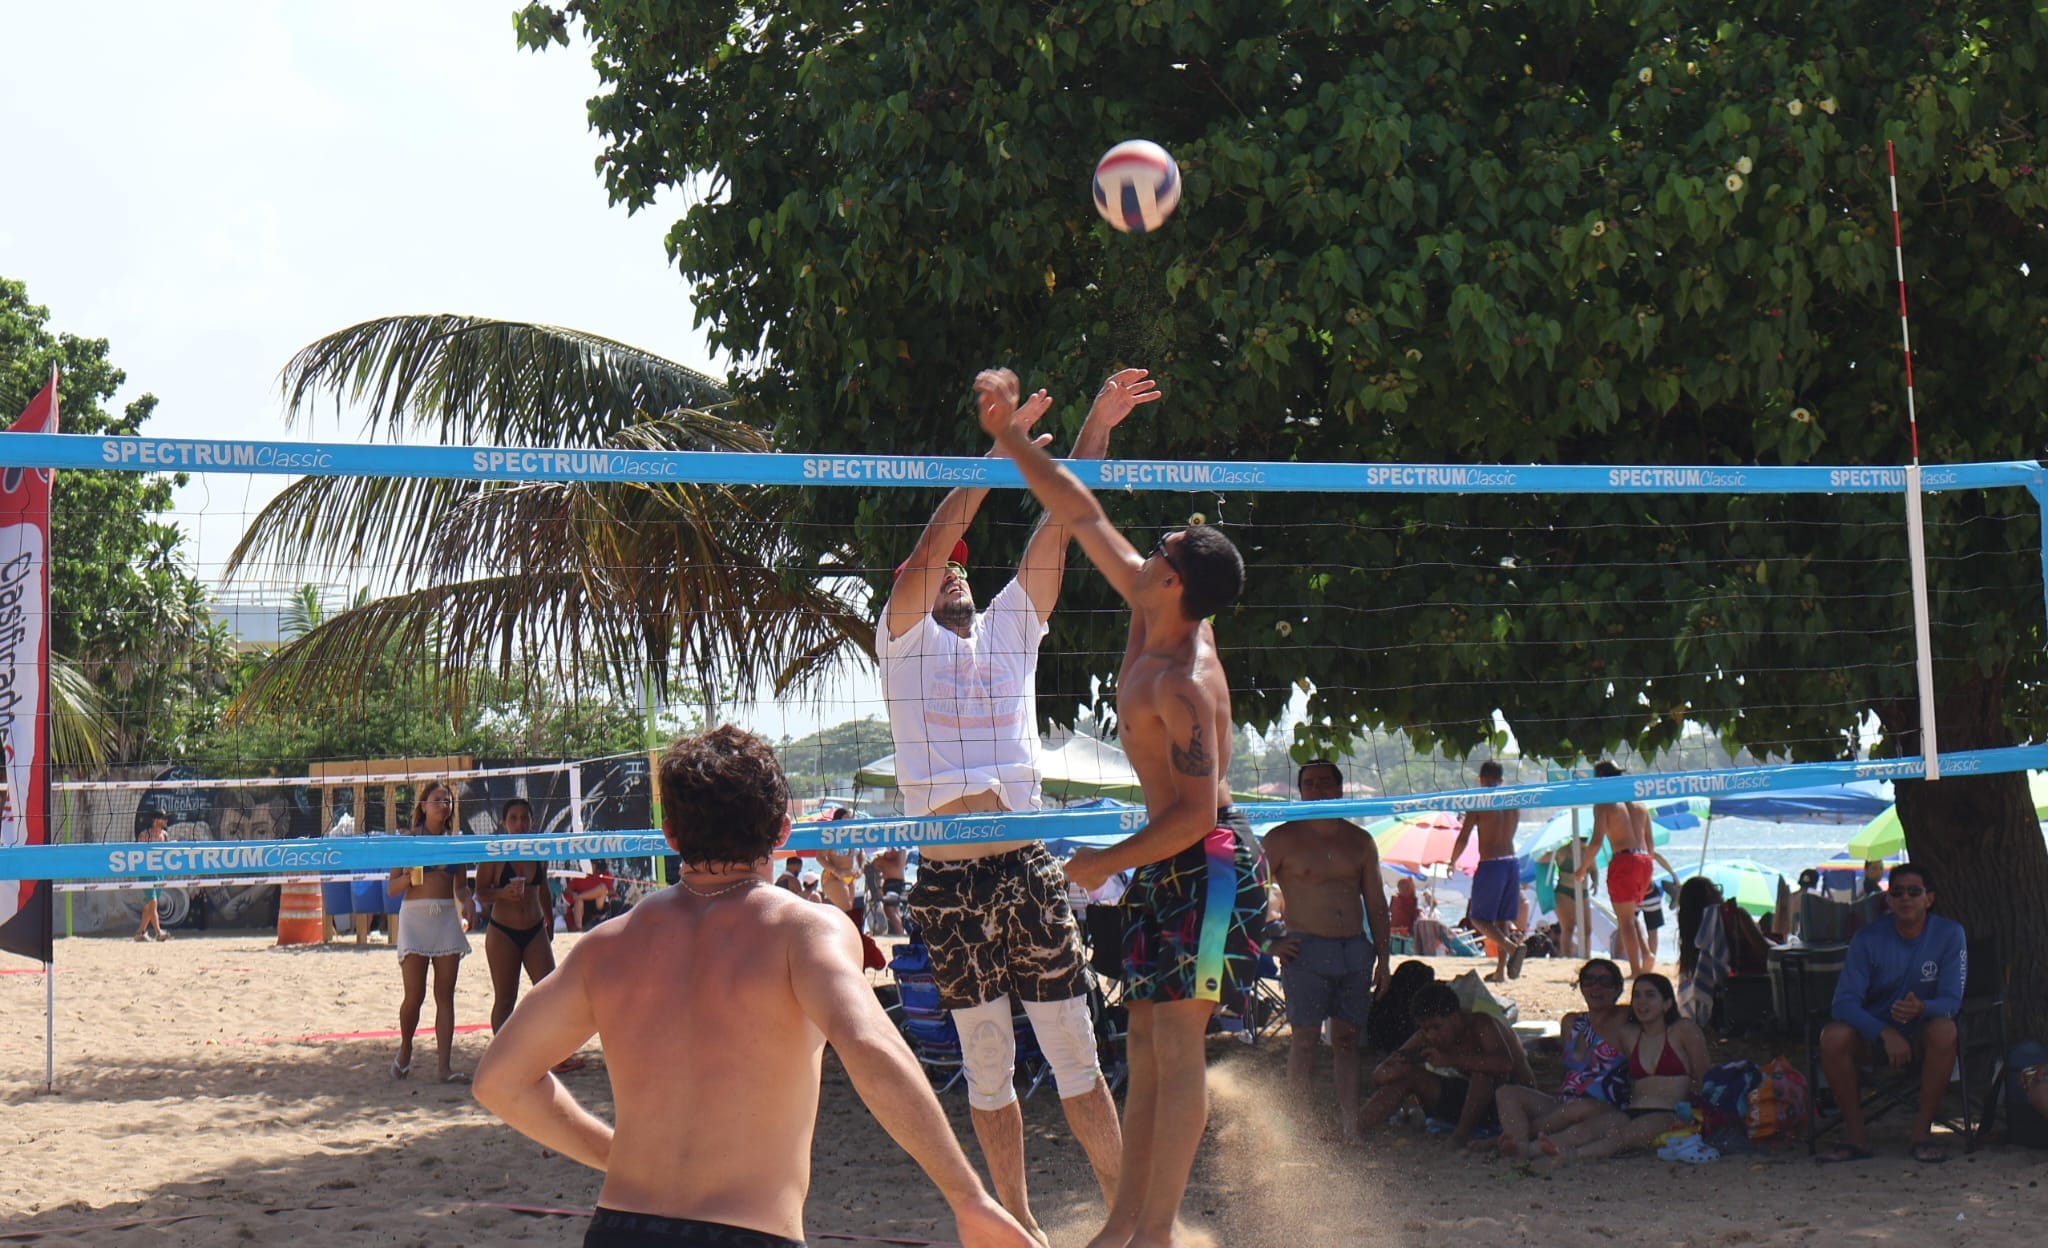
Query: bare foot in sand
1496 1134 1525 1159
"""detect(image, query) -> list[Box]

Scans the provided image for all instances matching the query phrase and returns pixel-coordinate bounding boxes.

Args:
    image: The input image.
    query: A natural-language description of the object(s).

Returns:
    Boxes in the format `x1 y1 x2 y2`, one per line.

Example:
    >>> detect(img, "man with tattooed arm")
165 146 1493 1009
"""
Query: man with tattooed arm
977 369 1259 1248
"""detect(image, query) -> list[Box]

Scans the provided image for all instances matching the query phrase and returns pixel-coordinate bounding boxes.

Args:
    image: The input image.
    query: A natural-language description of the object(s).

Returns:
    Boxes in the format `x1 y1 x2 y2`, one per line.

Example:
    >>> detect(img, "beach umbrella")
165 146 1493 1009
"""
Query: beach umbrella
1847 772 2048 861
1370 811 1477 874
1701 859 1785 917
1845 806 1905 862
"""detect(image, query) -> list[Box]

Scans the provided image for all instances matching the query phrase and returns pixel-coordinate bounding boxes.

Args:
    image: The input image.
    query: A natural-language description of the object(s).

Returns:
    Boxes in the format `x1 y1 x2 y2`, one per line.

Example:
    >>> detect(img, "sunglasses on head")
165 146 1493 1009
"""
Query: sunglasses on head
1151 532 1183 577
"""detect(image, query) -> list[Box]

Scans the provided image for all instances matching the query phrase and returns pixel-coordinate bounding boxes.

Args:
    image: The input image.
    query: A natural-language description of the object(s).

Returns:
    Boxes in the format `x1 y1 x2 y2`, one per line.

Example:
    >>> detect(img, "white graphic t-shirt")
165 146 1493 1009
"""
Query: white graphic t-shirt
878 578 1046 817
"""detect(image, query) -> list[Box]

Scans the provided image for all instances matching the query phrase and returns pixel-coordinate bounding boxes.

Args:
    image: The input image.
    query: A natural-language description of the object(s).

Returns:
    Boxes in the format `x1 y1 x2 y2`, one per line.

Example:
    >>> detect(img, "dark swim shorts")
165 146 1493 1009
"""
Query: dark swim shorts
585 1207 804 1247
905 842 1089 1010
1120 806 1269 1011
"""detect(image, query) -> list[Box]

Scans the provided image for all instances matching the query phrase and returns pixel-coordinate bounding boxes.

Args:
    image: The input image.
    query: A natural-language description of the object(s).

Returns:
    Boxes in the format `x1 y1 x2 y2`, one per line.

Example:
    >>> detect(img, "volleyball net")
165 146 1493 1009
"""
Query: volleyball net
1 431 2045 892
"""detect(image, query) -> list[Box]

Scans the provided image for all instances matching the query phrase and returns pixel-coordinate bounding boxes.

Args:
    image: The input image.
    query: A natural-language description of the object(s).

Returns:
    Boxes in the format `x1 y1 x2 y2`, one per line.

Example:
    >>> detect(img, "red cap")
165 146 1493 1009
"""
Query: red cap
894 538 970 581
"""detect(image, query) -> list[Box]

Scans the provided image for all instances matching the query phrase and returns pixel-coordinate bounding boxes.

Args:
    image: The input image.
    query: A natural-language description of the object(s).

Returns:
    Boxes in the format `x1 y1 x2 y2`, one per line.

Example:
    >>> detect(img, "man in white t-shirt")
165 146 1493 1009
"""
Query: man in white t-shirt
879 366 1155 1243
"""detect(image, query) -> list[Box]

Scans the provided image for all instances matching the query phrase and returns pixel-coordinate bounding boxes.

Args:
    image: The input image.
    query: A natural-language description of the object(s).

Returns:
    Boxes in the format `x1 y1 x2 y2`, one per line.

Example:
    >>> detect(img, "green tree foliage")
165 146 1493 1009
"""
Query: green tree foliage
0 277 228 763
776 714 895 794
523 1 2048 1017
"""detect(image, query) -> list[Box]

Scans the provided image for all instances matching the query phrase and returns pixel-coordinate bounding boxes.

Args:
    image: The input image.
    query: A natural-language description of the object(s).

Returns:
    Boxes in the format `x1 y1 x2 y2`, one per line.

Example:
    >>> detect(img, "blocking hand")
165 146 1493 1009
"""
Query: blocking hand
1084 367 1162 430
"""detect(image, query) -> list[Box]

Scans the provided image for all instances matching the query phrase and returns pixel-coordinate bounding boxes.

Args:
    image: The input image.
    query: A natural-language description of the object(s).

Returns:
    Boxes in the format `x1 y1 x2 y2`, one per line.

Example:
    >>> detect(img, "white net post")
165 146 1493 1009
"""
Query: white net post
1905 464 1941 780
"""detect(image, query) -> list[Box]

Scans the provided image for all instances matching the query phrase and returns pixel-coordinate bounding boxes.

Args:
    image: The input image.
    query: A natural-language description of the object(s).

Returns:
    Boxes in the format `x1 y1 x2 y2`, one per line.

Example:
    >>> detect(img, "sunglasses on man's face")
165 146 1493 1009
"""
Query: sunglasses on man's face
1580 976 1623 989
1893 886 1929 898
1151 533 1183 577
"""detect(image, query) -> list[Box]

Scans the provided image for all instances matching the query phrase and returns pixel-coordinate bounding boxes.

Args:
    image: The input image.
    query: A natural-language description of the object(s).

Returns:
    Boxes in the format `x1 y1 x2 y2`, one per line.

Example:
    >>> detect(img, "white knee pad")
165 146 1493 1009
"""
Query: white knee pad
953 996 1019 1111
1021 995 1102 1100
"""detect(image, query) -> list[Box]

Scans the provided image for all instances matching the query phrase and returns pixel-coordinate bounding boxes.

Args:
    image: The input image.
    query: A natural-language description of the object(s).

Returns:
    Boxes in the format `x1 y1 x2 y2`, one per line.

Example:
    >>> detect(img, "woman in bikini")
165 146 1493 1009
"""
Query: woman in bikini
1491 958 1631 1157
472 797 587 1073
1536 971 1710 1164
388 781 472 1083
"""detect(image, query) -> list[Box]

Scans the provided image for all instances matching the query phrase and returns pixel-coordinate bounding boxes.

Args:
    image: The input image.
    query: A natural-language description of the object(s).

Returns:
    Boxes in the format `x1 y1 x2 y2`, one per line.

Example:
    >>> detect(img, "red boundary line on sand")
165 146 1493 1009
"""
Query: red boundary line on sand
451 1202 956 1245
235 1023 495 1046
0 968 55 976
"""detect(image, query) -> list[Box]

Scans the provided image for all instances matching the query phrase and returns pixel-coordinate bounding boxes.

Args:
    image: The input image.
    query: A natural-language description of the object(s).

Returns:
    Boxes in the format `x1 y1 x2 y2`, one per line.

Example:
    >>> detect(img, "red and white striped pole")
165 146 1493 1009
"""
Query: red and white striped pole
1888 139 1940 781
1886 140 1922 467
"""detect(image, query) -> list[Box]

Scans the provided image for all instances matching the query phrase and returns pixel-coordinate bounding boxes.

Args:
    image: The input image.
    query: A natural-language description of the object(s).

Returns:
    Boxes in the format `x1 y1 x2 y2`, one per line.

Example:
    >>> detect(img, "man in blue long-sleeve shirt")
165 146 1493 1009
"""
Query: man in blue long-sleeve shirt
1818 862 1966 1163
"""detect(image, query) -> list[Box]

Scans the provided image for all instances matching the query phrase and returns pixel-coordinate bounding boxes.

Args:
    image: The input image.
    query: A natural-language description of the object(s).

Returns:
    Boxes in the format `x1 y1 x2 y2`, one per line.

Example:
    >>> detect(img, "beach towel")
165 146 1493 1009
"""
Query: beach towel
1680 904 1728 1027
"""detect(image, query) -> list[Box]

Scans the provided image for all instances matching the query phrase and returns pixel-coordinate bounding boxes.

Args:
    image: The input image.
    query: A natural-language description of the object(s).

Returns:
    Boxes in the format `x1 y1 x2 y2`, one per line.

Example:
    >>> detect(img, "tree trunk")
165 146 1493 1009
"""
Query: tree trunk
1886 677 2048 1039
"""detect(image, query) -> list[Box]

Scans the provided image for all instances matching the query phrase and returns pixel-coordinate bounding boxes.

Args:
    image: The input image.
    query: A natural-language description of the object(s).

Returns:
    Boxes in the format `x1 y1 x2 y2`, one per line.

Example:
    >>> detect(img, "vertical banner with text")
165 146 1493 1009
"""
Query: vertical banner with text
0 373 56 962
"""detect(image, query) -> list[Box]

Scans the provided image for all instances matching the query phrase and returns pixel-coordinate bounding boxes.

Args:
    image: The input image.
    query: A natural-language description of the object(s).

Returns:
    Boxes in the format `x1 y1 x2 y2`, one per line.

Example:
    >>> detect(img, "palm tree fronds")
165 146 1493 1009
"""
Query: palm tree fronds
279 315 733 446
50 656 115 771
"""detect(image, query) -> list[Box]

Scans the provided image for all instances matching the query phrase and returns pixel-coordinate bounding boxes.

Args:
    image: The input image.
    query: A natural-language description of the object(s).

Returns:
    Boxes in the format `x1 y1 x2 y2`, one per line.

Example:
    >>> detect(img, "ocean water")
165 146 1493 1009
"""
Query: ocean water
1653 815 2048 882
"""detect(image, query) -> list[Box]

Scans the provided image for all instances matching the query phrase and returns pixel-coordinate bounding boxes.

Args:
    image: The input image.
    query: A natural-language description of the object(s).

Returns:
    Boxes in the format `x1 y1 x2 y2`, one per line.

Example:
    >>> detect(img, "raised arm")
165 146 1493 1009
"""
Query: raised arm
978 369 1145 603
881 376 1053 641
1015 368 1159 622
789 910 1028 1243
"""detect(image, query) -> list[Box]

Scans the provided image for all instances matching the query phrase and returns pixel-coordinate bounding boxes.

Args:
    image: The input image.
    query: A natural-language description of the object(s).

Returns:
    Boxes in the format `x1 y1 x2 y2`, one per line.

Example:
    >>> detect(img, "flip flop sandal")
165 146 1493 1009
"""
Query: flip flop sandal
390 1058 411 1080
1910 1141 1947 1164
1816 1144 1873 1163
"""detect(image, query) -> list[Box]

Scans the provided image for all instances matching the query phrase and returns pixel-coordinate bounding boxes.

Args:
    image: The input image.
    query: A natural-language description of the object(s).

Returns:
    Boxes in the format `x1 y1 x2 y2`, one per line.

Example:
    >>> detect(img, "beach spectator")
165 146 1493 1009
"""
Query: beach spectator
872 847 908 935
1676 876 1722 979
134 811 170 943
1389 876 1420 937
1817 863 1964 1164
1637 865 1676 965
563 866 613 931
1535 972 1709 1164
1358 982 1534 1146
776 856 804 893
1579 762 1657 976
473 725 1033 1248
816 809 863 914
1449 761 1524 982
800 870 825 904
1262 758 1392 1143
473 800 563 1041
1493 959 1630 1157
1860 859 1887 899
1545 835 1594 960
387 781 472 1083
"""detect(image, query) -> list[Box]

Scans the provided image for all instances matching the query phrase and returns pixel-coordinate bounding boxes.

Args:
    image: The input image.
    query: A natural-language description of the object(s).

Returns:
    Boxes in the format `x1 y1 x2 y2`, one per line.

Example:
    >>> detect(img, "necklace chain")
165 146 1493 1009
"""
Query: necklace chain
676 874 765 900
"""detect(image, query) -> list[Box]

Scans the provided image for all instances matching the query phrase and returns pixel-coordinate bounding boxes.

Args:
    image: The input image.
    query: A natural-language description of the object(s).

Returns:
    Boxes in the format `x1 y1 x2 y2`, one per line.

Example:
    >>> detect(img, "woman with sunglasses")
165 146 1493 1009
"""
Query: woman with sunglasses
1490 959 1631 1157
1535 972 1710 1164
387 781 473 1081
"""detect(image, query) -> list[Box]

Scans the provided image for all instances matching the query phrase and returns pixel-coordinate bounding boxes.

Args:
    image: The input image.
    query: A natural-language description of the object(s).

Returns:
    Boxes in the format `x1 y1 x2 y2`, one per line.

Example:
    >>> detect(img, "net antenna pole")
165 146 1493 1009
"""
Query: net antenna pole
1890 139 1941 781
568 761 585 837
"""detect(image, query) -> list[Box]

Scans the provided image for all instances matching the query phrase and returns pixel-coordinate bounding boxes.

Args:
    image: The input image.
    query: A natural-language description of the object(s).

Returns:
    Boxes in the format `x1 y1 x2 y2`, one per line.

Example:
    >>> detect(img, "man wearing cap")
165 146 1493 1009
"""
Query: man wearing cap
879 367 1155 1243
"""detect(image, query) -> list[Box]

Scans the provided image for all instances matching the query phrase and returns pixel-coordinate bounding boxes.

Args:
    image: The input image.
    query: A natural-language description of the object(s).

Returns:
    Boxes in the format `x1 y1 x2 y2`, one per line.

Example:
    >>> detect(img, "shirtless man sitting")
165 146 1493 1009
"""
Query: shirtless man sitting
474 725 1034 1248
1578 760 1657 976
1448 761 1524 982
1358 983 1535 1147
1261 758 1392 1143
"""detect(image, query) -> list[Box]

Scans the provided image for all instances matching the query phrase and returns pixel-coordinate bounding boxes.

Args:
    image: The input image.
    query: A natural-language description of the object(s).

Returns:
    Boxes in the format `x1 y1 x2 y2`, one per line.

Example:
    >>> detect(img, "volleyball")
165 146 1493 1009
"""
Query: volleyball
1092 139 1180 234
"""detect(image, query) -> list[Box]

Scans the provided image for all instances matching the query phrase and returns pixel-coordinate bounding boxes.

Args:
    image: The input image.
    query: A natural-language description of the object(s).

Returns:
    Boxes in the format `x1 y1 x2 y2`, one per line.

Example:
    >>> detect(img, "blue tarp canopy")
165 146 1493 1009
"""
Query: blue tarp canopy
1706 780 1892 823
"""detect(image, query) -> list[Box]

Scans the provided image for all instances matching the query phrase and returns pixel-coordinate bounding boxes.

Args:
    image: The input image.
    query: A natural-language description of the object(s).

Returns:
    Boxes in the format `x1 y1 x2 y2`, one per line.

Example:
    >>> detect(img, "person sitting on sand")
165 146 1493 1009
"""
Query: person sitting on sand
474 725 1035 1248
1534 972 1709 1164
1358 982 1533 1147
1492 958 1631 1157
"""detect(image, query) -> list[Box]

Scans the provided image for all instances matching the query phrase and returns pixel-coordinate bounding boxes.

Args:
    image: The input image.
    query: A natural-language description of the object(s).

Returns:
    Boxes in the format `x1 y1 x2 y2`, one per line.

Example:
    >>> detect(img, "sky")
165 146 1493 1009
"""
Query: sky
0 2 875 740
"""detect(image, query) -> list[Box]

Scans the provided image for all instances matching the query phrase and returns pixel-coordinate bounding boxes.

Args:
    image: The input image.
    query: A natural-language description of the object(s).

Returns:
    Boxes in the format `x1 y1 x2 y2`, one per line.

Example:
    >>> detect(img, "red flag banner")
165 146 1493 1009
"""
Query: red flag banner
0 373 56 963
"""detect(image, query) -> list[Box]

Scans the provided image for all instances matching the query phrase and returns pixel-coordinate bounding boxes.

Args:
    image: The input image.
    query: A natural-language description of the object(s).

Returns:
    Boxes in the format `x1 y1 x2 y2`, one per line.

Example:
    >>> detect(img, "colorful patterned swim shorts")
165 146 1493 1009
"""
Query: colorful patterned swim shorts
1119 806 1269 1011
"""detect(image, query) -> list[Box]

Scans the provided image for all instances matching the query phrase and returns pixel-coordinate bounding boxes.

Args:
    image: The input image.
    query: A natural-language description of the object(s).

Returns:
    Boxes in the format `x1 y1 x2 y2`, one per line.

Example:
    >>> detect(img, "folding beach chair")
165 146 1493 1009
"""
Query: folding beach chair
1802 934 2007 1154
889 937 966 1094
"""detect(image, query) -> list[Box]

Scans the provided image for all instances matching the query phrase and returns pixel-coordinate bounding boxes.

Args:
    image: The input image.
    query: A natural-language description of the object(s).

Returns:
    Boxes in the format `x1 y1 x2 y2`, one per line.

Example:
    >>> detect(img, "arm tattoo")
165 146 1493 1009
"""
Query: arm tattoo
1169 694 1213 777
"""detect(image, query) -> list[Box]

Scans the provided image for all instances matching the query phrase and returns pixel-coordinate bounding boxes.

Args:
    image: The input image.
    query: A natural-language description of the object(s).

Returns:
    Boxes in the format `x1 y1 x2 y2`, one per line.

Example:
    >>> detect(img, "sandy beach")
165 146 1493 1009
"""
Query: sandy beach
4 936 2043 1246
